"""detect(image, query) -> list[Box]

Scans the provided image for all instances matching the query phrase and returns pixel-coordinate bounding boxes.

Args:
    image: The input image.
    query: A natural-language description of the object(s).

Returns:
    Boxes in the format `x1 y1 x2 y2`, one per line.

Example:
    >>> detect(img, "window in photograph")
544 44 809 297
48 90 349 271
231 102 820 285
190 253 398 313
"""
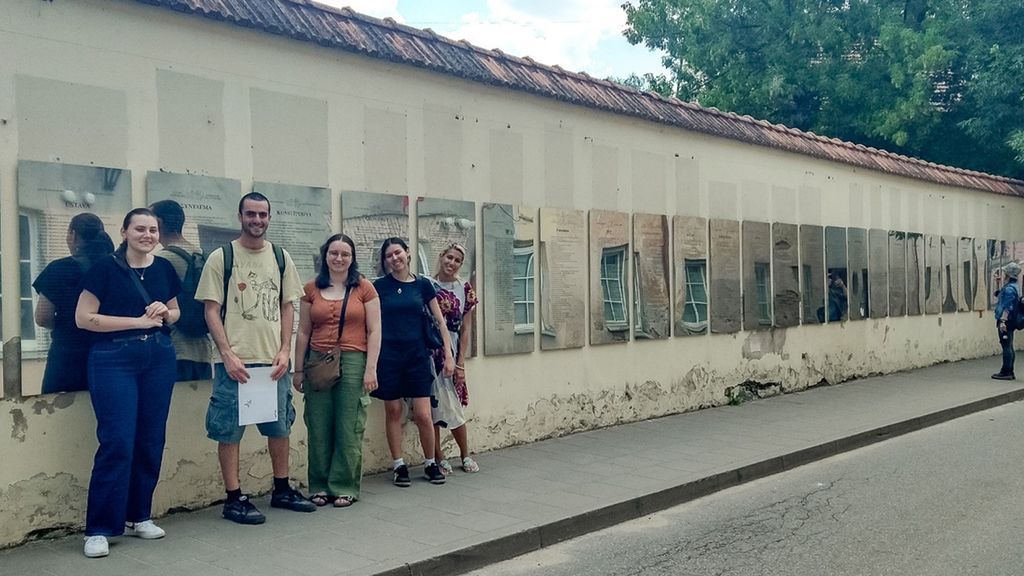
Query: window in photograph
601 247 628 331
682 258 708 334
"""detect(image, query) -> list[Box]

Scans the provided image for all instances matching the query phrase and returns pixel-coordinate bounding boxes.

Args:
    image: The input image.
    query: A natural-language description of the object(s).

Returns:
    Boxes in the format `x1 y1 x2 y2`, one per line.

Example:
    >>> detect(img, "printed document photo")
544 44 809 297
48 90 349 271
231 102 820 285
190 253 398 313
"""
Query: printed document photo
238 366 279 425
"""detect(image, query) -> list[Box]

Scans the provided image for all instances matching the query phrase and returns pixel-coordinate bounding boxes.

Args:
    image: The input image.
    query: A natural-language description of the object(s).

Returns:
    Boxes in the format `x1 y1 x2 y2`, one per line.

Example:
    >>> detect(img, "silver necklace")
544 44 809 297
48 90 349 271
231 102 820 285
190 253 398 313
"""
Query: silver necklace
132 266 147 281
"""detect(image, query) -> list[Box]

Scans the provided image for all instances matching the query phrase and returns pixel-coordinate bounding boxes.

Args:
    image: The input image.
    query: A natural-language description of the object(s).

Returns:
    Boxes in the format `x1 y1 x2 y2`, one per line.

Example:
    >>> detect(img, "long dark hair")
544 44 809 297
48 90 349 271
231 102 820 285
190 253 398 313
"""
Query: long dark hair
68 212 114 269
114 208 157 260
316 233 361 289
379 237 409 276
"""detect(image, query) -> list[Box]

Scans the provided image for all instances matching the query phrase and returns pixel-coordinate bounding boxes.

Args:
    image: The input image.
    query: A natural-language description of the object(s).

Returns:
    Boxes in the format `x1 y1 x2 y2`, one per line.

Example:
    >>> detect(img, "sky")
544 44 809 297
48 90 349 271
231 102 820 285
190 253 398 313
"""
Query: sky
317 0 668 80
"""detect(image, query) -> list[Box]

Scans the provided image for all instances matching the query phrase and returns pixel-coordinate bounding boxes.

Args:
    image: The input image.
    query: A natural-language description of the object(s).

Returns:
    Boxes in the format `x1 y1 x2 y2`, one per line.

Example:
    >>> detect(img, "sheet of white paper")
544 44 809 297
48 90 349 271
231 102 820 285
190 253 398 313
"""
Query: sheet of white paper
238 366 279 426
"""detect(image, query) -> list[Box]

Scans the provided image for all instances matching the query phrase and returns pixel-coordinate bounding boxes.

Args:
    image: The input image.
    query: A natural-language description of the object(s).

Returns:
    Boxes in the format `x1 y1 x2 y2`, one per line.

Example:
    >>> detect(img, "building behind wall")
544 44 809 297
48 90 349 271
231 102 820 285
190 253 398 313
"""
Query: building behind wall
1 0 1024 547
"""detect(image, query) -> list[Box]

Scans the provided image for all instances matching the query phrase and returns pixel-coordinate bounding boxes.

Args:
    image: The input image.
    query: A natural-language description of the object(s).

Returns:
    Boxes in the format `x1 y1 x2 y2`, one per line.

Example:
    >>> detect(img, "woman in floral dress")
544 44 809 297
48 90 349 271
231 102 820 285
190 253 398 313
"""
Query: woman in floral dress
428 242 480 474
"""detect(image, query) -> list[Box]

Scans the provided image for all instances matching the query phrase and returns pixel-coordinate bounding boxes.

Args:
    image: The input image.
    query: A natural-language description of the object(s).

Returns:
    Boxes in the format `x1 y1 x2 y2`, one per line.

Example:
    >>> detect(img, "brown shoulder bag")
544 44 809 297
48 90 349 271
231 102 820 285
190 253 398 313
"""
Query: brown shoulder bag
303 285 351 391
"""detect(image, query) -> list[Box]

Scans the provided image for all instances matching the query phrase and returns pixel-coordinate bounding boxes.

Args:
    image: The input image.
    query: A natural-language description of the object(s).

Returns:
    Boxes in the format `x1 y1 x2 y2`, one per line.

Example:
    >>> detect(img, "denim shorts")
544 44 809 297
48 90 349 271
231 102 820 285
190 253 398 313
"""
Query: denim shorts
206 363 295 444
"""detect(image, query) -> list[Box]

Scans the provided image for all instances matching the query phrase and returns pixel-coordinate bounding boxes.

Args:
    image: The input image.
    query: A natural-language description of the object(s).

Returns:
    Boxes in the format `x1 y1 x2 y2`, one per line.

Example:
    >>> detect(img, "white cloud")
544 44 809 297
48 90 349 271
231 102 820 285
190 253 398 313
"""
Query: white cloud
445 0 630 76
311 0 665 79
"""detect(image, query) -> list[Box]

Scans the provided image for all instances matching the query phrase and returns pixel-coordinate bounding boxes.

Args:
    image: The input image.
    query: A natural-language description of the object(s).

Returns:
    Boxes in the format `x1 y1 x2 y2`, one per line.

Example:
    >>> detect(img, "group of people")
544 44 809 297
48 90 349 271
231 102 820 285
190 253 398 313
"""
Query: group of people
33 193 479 559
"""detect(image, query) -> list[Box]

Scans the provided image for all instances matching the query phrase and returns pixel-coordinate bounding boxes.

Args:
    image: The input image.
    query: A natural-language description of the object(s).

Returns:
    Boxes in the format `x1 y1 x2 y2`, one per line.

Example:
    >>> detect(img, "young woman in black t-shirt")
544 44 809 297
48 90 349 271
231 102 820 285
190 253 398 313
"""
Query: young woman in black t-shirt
74 208 181 559
371 237 454 487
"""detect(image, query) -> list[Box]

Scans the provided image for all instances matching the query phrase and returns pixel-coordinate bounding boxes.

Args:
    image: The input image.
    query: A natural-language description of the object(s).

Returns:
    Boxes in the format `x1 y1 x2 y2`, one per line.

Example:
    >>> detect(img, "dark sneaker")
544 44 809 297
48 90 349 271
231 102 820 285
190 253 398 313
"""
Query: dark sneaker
992 373 1016 380
424 463 446 485
393 464 411 487
223 495 266 525
270 487 317 513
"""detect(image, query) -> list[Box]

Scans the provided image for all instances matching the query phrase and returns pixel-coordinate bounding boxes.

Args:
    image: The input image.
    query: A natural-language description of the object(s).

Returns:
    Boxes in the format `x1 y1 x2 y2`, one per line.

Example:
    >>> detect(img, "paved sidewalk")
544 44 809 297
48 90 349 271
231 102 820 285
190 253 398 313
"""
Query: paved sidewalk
3 357 1022 576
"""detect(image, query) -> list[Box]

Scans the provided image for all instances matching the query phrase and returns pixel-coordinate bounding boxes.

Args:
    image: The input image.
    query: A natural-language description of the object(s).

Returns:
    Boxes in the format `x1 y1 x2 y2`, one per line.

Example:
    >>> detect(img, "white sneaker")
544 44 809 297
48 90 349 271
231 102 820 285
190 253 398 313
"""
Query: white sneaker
124 520 165 540
83 535 109 558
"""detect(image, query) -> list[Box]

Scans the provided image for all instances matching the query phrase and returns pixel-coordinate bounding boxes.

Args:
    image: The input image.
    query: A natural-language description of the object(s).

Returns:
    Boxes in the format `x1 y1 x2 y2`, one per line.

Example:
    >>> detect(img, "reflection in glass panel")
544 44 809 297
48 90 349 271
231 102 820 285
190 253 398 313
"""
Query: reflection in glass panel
147 172 242 383
342 191 409 279
540 208 587 350
975 238 985 311
941 236 958 313
847 228 868 321
888 231 907 317
590 210 630 345
17 160 132 397
800 225 825 325
482 204 536 355
742 221 772 330
924 235 941 314
418 197 477 357
673 216 708 336
992 239 1010 298
709 219 741 334
147 172 241 254
868 229 888 319
772 223 800 328
958 238 974 312
632 214 670 340
825 227 848 322
985 239 998 311
256 182 333 283
907 233 924 315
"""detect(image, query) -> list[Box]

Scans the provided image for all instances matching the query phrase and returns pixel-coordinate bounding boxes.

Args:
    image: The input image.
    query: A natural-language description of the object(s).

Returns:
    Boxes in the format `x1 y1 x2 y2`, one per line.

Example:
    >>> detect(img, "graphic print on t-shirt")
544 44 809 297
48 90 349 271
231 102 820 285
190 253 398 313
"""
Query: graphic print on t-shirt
235 269 280 322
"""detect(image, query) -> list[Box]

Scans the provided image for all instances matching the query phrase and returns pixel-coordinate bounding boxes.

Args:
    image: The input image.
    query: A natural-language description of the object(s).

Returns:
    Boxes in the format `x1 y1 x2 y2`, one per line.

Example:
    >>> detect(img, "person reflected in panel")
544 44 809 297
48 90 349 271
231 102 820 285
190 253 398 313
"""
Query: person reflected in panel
74 208 180 558
993 261 1020 380
293 234 381 508
826 272 848 322
426 242 481 475
33 213 115 394
150 199 213 381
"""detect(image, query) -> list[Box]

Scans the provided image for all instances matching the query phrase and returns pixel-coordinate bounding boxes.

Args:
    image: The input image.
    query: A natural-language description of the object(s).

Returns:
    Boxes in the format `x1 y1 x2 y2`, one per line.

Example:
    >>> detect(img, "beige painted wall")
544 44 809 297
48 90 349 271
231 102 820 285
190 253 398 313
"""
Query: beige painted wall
1 0 1022 547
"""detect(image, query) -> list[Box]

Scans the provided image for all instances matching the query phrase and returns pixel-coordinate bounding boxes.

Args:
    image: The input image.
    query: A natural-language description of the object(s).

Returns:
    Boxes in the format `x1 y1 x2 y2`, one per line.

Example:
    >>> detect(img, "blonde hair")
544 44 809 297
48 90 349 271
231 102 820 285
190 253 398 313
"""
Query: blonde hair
435 242 467 280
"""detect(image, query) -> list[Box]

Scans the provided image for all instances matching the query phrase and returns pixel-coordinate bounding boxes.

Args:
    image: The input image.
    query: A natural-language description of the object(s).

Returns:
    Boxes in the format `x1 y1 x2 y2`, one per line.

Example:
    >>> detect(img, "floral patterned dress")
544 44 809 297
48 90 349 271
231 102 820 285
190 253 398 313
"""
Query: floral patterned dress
428 277 478 427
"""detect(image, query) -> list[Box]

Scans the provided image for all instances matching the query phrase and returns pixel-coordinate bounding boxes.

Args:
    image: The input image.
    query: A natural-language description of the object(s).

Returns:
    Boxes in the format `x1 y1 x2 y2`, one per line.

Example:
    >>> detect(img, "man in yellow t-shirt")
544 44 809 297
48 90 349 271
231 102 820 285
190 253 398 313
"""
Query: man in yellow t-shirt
195 192 313 524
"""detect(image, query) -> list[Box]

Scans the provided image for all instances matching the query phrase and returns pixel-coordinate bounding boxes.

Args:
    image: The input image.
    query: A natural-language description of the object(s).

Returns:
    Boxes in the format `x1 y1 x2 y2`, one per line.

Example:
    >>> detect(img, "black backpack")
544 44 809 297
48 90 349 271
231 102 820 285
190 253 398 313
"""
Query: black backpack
220 241 286 323
1015 289 1024 331
163 246 210 337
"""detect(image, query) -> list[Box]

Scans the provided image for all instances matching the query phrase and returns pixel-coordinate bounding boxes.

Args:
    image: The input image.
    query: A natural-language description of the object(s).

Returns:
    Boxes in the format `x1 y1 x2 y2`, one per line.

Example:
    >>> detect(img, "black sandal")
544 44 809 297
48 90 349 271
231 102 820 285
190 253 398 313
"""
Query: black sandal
310 493 331 507
333 496 354 508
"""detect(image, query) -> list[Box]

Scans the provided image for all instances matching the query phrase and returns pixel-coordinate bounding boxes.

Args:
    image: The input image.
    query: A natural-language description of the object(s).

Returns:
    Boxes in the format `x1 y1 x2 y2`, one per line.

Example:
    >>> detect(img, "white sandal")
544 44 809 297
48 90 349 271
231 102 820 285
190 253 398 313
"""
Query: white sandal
461 456 480 473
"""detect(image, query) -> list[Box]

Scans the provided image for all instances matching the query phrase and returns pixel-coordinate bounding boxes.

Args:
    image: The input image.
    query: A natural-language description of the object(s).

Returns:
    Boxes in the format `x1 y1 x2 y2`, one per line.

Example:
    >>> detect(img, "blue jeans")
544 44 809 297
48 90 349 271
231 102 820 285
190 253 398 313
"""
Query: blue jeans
85 332 176 537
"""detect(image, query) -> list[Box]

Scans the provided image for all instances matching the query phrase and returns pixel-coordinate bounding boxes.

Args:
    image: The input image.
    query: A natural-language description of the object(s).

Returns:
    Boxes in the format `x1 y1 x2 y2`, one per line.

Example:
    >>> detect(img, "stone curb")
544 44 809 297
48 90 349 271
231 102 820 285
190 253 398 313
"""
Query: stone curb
375 387 1024 576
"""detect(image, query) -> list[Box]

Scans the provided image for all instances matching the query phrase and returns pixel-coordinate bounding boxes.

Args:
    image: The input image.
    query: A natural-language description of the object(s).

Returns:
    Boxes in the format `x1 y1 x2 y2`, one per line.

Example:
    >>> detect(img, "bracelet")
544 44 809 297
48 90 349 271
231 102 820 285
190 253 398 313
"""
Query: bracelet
454 364 465 370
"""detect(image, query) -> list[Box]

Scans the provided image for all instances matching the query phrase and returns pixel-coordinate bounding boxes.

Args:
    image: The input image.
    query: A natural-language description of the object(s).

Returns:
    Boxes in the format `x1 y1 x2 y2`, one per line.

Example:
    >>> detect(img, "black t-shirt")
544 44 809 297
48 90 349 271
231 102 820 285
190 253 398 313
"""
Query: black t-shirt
80 255 181 341
373 274 437 348
32 256 92 348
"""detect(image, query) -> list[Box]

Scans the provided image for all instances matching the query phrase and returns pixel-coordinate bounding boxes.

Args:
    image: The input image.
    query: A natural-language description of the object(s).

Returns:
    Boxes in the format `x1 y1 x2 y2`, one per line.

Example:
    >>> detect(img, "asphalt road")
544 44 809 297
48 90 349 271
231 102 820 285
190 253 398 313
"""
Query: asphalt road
466 401 1024 576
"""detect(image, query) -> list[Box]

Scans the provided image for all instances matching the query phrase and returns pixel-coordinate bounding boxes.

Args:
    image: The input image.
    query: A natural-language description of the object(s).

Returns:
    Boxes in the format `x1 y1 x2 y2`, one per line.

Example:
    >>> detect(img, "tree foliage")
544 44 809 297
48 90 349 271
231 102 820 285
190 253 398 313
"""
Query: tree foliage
622 0 1024 179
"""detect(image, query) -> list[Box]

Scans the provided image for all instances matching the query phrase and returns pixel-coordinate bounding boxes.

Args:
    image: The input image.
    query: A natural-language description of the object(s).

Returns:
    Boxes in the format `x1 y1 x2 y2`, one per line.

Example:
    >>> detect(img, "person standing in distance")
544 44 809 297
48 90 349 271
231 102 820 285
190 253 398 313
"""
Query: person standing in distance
195 192 316 524
993 261 1020 380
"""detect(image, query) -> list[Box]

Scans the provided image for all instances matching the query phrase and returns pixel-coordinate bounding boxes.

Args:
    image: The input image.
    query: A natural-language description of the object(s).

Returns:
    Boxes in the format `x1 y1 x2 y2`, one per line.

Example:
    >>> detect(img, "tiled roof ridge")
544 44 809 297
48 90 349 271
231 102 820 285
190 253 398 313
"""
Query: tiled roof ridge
133 0 1024 196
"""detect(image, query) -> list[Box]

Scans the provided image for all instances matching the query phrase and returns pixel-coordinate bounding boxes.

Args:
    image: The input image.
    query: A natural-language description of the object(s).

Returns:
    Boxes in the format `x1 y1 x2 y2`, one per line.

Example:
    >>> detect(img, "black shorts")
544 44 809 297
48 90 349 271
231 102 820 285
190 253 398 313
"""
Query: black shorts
372 351 433 401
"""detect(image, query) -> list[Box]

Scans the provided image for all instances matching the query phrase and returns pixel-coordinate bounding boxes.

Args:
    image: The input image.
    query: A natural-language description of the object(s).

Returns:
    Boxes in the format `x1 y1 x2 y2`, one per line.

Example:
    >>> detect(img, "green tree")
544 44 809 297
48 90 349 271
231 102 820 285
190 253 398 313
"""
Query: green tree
622 0 1024 178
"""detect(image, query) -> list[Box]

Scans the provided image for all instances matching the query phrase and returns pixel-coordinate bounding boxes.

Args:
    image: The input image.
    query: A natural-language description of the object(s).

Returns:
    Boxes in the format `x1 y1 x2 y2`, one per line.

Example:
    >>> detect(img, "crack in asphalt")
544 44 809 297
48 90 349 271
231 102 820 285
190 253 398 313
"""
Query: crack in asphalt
619 479 850 576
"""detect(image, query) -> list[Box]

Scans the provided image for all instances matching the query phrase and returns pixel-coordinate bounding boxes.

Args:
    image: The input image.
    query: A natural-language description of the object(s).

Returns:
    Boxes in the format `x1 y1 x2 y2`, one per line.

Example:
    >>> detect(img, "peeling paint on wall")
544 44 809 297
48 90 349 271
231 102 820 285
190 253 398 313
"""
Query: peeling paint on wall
0 473 87 545
31 394 75 415
10 409 28 442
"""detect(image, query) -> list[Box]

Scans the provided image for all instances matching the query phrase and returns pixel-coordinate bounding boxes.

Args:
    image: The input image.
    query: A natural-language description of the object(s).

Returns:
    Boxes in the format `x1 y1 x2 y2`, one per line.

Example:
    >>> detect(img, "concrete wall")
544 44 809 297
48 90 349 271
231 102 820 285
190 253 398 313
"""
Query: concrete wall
1 0 1022 547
